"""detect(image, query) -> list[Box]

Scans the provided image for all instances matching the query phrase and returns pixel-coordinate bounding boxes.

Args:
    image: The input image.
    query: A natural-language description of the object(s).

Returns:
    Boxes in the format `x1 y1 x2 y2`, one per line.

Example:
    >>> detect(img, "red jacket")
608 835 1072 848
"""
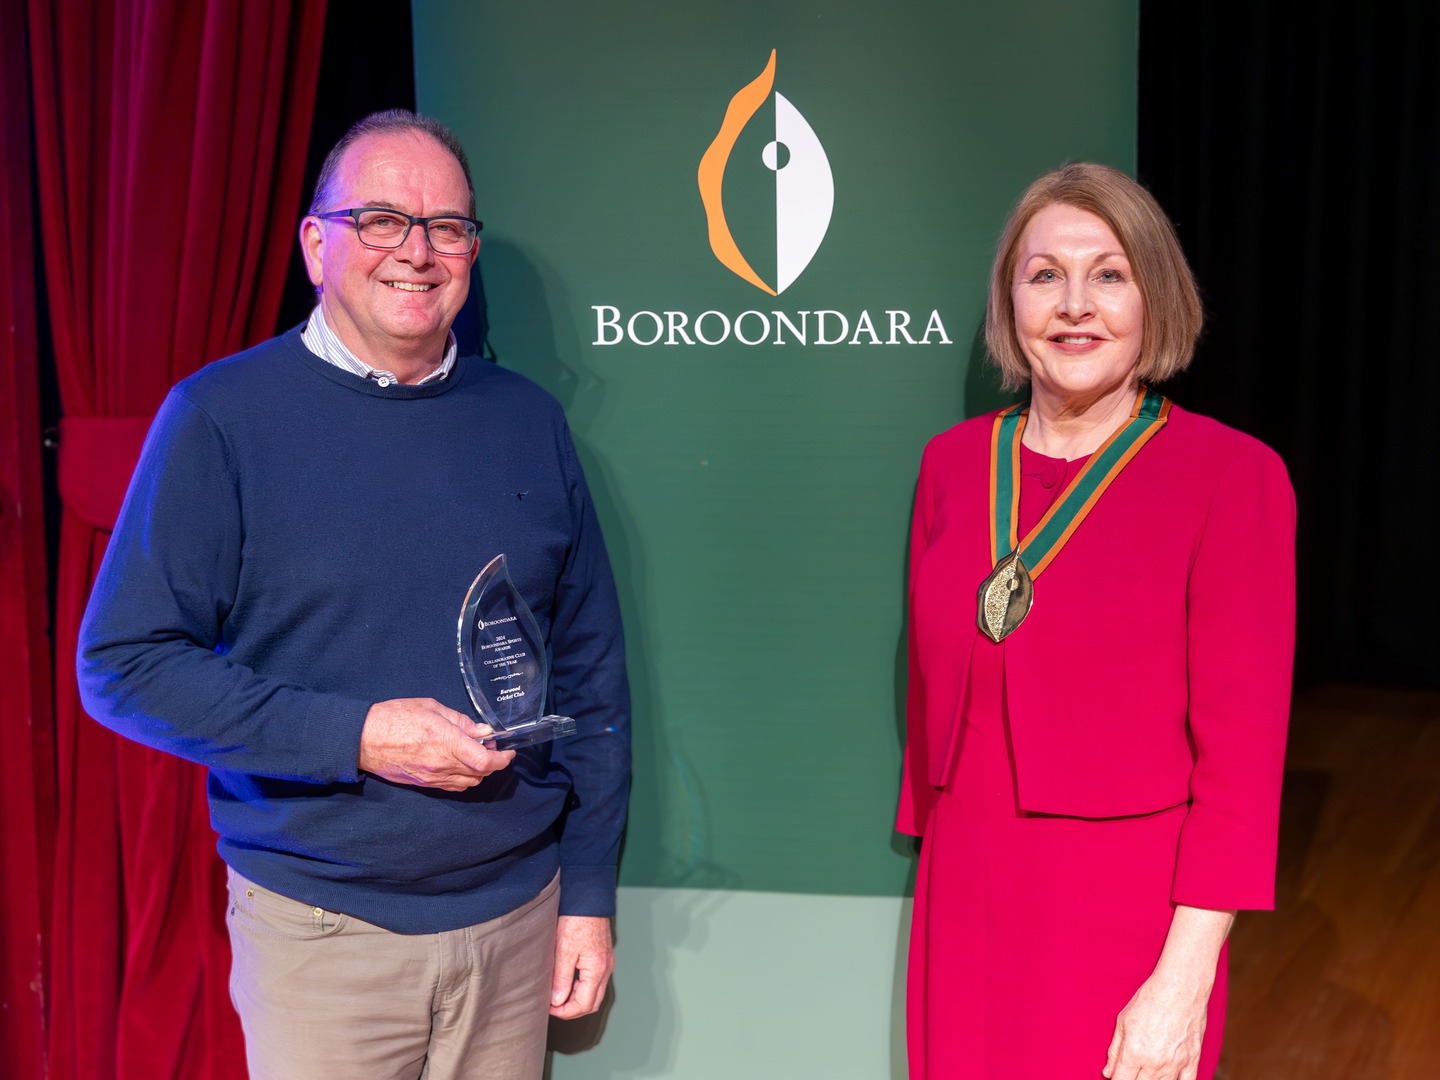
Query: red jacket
896 405 1295 910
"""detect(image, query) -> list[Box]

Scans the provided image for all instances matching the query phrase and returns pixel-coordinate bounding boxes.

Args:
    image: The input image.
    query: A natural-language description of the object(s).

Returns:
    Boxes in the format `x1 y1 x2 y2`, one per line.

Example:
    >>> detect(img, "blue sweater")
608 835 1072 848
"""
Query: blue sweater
78 328 631 933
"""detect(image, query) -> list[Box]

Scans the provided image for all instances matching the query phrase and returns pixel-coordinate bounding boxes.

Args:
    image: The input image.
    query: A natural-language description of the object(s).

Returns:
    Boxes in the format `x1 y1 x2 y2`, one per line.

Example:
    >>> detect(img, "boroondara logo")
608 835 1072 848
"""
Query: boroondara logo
697 50 834 296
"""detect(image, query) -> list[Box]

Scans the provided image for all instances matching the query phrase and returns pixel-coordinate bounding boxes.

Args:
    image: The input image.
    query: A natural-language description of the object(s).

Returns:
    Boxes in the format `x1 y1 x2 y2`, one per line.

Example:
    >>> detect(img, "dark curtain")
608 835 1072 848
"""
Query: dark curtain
26 1 327 1076
0 3 53 1076
273 0 418 333
1138 1 1440 687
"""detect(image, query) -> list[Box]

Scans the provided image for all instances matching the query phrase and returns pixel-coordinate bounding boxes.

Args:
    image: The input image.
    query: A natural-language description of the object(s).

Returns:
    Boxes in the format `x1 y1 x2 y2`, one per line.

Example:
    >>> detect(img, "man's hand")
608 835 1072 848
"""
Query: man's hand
357 698 514 791
549 915 614 1019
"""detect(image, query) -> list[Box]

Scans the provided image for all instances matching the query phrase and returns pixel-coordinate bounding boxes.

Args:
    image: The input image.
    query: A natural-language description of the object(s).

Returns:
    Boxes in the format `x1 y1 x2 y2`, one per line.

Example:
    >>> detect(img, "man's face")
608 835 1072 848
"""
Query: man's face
300 131 476 367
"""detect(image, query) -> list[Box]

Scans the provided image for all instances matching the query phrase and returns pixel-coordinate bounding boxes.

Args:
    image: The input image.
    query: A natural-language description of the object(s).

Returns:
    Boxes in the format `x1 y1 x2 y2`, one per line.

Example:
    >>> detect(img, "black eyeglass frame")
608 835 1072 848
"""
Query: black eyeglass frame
316 207 484 255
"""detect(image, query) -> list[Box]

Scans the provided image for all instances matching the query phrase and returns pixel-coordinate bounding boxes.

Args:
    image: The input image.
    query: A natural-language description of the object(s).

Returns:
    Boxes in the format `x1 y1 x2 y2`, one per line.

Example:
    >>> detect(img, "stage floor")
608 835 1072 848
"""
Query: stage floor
1219 684 1440 1079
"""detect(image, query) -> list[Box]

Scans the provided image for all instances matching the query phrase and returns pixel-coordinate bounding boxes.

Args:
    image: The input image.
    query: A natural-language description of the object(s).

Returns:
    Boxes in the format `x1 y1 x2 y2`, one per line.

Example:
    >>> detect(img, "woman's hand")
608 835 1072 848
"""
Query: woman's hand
1103 905 1234 1080
1103 968 1209 1079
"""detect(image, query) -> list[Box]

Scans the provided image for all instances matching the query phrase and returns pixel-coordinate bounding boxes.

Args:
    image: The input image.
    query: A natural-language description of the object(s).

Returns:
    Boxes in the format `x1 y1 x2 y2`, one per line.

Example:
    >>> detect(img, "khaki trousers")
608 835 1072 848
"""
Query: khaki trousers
225 867 559 1080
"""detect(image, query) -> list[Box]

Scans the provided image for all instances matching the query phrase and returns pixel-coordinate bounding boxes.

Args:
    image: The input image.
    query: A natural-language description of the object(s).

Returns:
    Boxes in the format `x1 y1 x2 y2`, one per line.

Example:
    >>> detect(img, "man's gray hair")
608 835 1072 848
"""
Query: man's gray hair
309 109 476 217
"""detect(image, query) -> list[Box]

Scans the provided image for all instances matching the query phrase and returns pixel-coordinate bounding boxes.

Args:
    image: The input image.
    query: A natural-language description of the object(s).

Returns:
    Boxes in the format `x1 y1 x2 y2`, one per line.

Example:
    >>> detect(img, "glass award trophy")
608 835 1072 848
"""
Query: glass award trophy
457 554 577 750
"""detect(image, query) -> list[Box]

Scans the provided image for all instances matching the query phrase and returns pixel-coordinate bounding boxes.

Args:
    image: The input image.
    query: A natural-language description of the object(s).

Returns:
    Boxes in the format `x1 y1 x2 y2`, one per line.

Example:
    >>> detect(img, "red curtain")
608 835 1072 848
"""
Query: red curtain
0 3 54 1077
26 1 327 1076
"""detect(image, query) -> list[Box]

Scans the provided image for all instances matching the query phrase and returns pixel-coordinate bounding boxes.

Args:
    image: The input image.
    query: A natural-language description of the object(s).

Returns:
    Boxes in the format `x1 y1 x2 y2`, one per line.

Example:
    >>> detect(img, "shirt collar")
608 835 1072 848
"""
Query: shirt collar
301 306 457 388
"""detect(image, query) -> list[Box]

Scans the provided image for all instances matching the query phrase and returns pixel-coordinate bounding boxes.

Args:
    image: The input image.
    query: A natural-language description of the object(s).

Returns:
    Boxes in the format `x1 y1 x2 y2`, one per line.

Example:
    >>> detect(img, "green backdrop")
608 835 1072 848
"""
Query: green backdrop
415 2 1136 1073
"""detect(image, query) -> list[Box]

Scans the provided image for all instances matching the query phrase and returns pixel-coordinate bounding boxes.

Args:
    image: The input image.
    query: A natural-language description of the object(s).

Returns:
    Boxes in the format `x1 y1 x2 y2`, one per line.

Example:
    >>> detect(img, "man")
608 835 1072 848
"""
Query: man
78 110 631 1079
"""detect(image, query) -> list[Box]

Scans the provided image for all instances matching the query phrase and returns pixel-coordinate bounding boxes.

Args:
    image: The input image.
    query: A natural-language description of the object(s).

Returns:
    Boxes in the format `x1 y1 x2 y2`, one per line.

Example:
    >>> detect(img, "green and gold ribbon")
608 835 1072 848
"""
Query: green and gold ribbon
979 385 1171 641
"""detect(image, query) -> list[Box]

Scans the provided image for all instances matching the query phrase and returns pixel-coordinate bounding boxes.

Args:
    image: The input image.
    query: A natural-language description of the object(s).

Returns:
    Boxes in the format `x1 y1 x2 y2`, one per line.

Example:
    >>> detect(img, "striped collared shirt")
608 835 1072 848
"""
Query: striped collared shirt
301 306 458 388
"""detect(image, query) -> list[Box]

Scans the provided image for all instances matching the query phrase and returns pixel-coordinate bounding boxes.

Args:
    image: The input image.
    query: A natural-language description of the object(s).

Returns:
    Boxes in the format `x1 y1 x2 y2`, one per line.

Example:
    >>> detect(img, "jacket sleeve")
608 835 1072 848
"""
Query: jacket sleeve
76 390 372 784
546 423 632 917
1172 442 1296 910
896 443 938 837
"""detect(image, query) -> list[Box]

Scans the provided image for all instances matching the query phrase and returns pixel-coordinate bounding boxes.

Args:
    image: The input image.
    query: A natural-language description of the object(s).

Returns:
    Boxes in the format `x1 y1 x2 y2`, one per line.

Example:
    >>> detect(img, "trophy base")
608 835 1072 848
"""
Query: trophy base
482 714 578 750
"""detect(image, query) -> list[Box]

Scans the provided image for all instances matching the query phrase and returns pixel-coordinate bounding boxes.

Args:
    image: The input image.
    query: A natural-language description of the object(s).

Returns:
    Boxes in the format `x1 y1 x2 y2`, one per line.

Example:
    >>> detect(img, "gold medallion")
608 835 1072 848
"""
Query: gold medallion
976 551 1034 643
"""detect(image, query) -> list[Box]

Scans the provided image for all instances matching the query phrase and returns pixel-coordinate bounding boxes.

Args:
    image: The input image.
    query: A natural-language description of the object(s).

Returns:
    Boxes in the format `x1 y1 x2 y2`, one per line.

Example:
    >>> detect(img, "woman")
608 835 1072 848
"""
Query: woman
897 163 1294 1080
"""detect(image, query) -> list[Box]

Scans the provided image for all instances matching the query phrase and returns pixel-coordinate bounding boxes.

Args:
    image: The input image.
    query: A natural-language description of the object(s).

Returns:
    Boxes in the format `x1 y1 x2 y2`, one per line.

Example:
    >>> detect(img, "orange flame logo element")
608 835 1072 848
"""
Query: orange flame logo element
698 50 835 295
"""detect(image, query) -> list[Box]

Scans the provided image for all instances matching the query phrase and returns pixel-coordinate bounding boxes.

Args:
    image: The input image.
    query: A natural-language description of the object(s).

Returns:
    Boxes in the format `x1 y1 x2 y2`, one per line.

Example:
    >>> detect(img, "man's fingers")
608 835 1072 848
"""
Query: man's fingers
549 916 614 1019
360 698 512 788
550 956 576 1011
553 953 609 1017
549 965 607 1018
550 934 584 1012
549 980 596 1019
439 706 493 739
448 727 514 775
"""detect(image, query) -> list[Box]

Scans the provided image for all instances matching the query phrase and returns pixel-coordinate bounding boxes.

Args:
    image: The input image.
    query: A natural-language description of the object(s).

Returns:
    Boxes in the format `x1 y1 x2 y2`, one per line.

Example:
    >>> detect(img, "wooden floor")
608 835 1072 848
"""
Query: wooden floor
1218 685 1440 1079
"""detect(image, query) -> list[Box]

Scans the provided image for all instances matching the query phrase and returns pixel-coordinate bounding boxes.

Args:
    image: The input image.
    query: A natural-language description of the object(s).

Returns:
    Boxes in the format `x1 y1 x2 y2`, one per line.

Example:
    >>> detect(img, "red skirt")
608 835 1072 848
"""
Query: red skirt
906 640 1226 1078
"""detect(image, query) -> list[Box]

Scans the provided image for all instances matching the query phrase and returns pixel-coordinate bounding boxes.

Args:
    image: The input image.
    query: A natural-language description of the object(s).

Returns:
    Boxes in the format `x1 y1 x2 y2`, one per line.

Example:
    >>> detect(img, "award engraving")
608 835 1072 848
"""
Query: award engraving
457 554 577 750
976 551 1034 643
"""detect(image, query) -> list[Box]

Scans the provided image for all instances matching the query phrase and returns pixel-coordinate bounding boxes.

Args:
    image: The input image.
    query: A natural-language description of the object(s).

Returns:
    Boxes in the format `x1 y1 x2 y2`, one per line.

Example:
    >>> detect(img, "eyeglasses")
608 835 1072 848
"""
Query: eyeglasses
316 207 483 255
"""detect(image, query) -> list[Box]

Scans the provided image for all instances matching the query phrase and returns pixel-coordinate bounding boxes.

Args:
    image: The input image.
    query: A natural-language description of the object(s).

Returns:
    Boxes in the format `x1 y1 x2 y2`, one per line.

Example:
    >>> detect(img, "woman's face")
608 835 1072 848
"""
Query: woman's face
1011 203 1144 404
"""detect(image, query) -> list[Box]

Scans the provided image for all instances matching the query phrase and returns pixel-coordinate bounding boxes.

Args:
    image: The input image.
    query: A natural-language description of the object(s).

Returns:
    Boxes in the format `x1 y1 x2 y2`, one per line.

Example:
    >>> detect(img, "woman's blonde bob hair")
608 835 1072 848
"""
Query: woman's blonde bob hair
984 163 1203 391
